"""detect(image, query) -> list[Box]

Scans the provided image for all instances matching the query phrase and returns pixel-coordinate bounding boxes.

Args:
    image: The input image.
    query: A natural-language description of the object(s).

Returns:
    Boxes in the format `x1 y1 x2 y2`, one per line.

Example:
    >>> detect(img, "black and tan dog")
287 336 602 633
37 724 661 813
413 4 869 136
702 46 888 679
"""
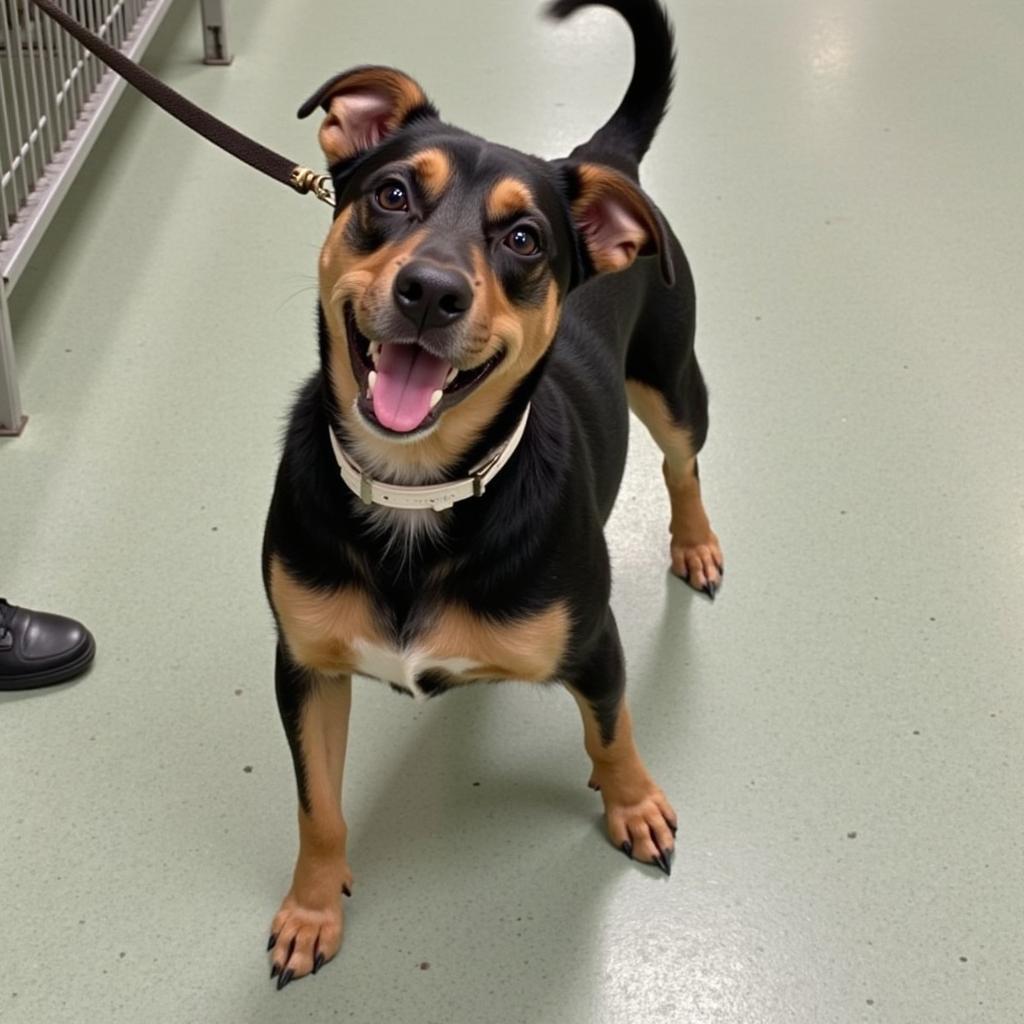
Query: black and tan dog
263 0 723 988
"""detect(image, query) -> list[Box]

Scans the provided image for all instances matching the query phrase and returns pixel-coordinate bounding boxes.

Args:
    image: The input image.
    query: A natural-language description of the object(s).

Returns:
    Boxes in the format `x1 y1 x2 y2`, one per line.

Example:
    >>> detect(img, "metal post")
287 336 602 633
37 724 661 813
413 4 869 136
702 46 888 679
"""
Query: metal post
199 0 232 65
0 281 27 436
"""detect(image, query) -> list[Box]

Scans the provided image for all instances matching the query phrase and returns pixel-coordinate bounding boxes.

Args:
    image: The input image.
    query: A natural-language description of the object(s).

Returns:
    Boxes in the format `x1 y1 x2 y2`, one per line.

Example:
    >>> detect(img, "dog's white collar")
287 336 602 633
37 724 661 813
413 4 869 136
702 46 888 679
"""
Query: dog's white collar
327 405 531 512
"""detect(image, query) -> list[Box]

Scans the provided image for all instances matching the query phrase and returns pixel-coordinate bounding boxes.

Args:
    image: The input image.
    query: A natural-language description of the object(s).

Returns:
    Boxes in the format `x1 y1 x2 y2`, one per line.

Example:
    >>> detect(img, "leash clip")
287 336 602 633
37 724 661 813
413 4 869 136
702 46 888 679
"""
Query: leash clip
289 166 335 207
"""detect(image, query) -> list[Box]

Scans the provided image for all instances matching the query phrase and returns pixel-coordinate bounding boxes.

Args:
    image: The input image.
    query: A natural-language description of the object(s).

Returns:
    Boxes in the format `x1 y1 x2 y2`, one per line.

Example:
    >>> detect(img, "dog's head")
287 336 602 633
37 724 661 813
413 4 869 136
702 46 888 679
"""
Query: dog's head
300 66 672 475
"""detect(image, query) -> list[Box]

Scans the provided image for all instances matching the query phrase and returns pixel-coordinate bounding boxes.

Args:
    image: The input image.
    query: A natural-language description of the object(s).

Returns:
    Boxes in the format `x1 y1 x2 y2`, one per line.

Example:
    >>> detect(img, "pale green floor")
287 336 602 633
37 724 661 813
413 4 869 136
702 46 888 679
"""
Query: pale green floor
2 1 1023 1021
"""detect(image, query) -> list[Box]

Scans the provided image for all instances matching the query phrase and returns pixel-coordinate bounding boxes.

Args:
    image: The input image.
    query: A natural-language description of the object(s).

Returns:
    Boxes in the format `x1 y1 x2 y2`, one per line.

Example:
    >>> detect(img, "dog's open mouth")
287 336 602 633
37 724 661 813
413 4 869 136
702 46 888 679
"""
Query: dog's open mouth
345 305 503 435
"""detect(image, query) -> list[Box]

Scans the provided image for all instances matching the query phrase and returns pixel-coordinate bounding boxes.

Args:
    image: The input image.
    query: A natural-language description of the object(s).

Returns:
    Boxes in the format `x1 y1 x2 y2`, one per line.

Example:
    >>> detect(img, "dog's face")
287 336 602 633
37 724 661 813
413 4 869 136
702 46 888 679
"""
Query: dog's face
301 66 672 473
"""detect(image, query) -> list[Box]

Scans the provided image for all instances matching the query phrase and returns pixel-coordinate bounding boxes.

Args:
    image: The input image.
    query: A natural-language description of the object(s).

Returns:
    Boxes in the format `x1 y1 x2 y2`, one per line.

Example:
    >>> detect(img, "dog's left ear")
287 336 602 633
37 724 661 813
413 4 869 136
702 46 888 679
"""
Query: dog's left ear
565 163 674 287
298 65 437 166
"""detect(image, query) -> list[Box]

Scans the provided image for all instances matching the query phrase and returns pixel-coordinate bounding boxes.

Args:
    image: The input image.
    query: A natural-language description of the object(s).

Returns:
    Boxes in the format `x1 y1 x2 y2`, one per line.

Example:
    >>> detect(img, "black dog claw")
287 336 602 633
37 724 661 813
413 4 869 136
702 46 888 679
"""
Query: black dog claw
621 841 633 859
277 968 294 991
653 849 674 876
266 933 277 951
702 581 717 601
342 884 352 898
313 952 326 975
270 963 281 980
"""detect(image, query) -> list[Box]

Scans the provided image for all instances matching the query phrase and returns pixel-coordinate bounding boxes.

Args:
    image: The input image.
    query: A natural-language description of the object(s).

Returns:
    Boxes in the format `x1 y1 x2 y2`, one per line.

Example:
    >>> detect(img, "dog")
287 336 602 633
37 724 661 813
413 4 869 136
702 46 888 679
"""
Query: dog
262 0 723 988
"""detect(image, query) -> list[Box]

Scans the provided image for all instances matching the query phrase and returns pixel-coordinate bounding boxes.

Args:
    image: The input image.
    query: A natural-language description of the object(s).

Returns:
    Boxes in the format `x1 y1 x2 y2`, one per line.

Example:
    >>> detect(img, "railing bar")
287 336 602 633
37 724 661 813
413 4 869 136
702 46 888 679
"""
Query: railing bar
7 4 32 186
0 9 31 204
51 3 72 135
0 33 17 228
76 1 94 97
120 0 130 45
78 3 98 106
0 20 19 197
96 2 118 79
104 0 117 48
19 0 51 166
38 2 64 149
33 2 57 153
1 179 10 243
82 0 101 96
9 5 37 186
0 61 11 237
111 0 125 49
52 2 74 135
53 4 81 118
60 1 84 118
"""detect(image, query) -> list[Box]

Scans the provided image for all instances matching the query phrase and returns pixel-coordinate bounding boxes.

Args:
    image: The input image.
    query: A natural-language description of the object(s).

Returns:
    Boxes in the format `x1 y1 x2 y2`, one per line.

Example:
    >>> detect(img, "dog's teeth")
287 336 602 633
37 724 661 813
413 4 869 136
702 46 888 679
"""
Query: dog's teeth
445 367 458 386
368 371 377 397
430 389 443 409
368 340 380 364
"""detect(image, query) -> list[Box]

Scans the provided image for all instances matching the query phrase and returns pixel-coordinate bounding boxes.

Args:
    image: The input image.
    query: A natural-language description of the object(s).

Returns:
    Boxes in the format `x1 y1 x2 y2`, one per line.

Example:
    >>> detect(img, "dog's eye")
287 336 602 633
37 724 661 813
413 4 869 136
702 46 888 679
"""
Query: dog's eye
504 226 541 257
375 181 409 212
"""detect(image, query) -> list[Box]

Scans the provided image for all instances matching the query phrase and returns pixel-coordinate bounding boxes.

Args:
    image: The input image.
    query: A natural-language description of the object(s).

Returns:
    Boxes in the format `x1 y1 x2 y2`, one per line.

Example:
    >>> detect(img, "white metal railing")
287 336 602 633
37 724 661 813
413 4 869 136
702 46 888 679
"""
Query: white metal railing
0 0 230 435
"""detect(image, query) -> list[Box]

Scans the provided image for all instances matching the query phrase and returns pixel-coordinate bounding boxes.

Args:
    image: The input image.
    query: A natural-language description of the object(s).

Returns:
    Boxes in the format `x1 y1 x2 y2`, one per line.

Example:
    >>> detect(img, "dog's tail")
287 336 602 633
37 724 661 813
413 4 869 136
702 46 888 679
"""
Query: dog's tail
546 0 675 166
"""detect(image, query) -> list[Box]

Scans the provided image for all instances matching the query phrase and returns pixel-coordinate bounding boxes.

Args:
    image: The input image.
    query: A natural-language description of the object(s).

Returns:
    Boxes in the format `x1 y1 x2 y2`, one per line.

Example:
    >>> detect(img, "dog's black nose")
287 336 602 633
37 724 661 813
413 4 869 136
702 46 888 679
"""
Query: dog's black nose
393 262 473 330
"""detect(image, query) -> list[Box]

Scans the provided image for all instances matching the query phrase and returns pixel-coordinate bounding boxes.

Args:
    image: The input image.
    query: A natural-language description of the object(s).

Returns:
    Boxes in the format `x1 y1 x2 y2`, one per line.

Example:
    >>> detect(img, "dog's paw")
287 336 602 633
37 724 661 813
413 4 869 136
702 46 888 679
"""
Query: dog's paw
267 867 352 988
600 783 677 876
670 532 723 597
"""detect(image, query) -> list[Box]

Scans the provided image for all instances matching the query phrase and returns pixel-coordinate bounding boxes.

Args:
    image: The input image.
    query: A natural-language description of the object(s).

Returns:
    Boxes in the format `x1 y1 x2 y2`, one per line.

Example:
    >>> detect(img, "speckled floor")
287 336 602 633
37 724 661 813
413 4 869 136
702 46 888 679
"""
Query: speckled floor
2 1 1023 1021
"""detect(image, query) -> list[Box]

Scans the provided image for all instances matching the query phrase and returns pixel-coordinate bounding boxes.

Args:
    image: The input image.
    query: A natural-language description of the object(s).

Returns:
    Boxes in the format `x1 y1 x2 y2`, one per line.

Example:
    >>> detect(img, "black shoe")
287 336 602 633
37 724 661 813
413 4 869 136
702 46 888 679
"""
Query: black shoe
0 598 96 690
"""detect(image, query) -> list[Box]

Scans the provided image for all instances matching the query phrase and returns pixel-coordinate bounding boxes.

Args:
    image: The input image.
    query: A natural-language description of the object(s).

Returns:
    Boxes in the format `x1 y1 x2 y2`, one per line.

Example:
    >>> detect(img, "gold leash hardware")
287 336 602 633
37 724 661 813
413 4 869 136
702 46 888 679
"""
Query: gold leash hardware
289 166 335 207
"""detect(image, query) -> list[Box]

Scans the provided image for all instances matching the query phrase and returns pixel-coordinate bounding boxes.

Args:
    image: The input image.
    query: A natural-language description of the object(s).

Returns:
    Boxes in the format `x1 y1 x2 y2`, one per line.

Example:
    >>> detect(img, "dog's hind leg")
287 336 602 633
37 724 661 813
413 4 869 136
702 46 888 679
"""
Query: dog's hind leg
626 375 723 597
566 611 677 874
267 647 353 988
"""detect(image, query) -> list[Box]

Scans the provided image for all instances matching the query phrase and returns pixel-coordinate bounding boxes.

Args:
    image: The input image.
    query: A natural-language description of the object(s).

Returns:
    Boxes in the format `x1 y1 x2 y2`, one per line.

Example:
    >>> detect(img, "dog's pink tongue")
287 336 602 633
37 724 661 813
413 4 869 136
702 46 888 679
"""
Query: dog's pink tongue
372 343 451 432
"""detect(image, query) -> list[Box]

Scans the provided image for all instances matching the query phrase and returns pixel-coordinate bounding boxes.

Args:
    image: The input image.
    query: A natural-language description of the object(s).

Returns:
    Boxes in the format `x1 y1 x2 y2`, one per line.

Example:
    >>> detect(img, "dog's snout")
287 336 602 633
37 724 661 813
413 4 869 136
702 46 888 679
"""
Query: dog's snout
393 261 473 330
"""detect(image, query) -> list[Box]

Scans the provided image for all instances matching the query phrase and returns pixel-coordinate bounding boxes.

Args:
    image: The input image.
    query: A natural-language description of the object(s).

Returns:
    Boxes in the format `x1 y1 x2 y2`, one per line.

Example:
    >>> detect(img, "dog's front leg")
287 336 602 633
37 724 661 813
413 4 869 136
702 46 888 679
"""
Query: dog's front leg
566 612 678 875
268 645 353 987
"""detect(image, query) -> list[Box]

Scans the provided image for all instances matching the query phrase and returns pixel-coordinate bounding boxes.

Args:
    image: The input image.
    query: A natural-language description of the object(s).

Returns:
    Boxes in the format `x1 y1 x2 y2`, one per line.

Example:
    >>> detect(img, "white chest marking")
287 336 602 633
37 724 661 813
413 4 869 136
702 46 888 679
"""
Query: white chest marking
352 639 480 700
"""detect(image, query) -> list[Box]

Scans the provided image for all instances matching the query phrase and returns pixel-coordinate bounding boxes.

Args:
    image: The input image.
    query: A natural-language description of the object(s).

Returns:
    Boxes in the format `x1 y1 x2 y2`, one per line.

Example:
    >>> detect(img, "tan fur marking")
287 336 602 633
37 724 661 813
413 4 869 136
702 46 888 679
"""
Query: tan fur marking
320 226 427 421
469 248 559 377
625 380 695 482
569 688 677 863
269 556 385 675
486 177 534 222
269 675 353 978
572 693 648 786
423 601 571 682
626 381 721 585
409 148 452 201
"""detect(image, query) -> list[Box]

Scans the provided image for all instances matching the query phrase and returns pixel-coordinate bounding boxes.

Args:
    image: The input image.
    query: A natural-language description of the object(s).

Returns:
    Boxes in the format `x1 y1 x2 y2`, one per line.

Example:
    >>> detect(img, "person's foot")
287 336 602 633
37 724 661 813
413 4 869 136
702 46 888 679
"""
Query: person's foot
0 598 95 690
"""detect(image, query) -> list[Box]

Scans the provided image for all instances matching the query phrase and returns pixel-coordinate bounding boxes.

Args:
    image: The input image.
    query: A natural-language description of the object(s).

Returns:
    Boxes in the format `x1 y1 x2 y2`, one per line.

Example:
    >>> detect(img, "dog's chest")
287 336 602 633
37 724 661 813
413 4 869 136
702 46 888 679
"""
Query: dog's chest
269 556 570 696
351 640 479 699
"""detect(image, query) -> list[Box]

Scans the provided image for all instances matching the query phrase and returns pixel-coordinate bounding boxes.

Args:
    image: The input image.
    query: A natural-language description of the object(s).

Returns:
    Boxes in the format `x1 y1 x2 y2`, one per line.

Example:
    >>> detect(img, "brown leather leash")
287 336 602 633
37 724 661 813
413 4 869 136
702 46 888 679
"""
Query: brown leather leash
28 0 334 206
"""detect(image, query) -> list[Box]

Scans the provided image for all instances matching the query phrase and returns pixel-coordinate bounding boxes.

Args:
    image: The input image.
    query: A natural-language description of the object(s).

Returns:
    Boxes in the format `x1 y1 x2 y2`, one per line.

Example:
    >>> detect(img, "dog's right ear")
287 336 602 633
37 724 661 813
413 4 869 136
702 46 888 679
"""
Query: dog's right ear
297 66 437 165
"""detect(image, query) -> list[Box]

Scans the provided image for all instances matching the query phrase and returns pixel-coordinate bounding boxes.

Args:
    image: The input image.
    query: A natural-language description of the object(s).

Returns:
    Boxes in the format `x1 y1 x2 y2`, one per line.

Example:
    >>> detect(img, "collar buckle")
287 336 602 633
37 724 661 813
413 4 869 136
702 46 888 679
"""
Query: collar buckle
359 473 374 505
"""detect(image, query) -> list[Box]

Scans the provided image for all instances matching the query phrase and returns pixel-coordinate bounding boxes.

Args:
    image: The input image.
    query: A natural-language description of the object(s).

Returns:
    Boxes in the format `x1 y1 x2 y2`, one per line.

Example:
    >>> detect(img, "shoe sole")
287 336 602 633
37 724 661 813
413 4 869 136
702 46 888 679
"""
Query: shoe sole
0 632 96 691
